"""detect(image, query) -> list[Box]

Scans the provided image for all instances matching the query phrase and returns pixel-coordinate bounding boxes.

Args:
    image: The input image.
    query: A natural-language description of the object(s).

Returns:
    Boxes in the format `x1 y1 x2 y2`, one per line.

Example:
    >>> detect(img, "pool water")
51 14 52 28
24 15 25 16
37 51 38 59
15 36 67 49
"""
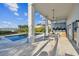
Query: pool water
5 34 27 41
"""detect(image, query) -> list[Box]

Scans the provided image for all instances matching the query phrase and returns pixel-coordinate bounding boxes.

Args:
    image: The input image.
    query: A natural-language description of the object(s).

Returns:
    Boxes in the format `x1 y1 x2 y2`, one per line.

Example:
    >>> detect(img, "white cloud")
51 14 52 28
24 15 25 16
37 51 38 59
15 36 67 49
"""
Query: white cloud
2 21 12 25
40 15 43 18
4 3 19 16
14 12 19 16
4 3 19 12
0 21 18 28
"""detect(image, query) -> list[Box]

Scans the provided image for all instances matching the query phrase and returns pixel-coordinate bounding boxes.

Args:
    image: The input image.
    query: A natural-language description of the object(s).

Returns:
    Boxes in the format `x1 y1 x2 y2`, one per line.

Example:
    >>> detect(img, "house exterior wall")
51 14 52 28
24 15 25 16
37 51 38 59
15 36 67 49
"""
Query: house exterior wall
67 4 79 25
51 19 66 31
66 4 79 45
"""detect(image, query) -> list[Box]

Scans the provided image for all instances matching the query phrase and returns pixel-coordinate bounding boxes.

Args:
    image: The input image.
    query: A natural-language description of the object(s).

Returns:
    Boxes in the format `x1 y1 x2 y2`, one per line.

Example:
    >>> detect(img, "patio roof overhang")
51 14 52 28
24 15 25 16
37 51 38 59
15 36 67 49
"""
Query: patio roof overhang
33 3 73 20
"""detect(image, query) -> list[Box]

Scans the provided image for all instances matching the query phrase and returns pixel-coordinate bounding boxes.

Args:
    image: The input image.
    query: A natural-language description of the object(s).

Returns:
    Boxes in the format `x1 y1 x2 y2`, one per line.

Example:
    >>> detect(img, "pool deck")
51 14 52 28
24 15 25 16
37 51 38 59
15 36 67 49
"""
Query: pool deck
0 40 48 56
0 33 27 37
56 36 78 56
0 33 78 56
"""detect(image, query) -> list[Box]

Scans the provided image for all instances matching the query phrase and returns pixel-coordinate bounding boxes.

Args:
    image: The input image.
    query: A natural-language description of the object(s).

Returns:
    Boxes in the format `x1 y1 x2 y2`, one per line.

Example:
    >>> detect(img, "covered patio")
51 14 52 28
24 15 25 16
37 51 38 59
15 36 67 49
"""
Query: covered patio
28 3 72 43
0 3 79 56
27 3 79 56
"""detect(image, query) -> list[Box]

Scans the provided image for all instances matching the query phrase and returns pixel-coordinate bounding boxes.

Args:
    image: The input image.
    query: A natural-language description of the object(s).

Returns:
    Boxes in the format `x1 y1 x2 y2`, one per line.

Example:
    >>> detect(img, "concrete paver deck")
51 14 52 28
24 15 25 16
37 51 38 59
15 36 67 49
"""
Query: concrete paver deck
38 39 57 56
35 32 78 56
0 32 78 56
56 36 78 56
0 40 48 56
32 40 48 56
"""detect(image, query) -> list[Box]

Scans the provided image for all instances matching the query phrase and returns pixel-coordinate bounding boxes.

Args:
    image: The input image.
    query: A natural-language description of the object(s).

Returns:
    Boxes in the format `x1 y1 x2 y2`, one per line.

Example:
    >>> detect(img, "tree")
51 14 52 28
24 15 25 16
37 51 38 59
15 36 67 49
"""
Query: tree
18 25 28 33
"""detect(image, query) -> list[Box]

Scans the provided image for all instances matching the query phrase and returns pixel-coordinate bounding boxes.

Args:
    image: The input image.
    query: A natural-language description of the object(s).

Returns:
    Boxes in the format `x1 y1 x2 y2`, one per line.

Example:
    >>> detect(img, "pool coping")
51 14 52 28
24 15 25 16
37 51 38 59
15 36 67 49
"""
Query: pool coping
0 33 27 37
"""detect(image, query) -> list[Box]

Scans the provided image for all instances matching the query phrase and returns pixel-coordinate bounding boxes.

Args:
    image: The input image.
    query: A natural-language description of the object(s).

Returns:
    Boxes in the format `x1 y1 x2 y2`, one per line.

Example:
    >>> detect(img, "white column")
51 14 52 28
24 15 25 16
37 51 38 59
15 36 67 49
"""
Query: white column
69 24 73 40
50 20 53 33
76 21 79 47
45 18 48 36
28 3 35 43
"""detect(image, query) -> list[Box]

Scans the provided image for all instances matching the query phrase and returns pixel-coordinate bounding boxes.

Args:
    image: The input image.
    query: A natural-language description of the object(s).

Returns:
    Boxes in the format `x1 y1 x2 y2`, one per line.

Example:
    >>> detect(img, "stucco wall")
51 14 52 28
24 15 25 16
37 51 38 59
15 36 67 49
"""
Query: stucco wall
66 4 79 42
67 4 79 25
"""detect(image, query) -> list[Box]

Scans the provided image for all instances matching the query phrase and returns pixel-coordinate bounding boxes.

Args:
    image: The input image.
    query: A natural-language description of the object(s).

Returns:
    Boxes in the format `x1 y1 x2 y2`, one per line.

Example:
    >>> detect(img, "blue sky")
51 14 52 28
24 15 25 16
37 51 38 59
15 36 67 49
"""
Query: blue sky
34 11 42 25
0 3 42 28
0 3 28 28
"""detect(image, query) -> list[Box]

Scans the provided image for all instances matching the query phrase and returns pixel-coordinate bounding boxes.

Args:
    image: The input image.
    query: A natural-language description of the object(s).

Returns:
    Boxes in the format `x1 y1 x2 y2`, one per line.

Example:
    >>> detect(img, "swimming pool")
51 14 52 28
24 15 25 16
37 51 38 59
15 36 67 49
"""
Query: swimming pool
0 33 43 42
5 34 27 41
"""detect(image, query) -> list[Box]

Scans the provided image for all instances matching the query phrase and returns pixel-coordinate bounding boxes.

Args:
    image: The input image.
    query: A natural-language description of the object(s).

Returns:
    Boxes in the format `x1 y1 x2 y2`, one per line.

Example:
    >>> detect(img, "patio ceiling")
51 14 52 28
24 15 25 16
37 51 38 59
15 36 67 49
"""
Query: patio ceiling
33 3 73 20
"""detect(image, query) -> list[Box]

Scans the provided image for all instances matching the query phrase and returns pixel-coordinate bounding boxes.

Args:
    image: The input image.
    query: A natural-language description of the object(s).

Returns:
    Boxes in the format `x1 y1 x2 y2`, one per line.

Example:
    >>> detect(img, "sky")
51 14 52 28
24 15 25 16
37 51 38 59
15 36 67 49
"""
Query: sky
0 3 42 28
34 11 43 25
0 3 28 28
